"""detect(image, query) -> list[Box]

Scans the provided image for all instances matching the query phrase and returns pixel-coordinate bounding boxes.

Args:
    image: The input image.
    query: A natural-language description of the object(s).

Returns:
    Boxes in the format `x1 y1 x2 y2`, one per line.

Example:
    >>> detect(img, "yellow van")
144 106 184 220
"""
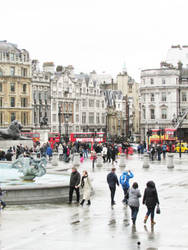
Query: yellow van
175 143 188 153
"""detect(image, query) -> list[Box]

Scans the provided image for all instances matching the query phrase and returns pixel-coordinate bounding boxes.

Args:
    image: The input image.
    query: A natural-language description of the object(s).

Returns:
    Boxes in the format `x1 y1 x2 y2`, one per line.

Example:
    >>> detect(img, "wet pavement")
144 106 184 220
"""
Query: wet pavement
1 153 188 250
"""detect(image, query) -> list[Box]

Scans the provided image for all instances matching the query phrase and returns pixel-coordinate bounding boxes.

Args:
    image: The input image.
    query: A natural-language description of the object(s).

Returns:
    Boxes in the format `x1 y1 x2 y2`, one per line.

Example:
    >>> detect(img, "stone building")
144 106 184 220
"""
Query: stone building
50 68 107 135
0 40 32 129
139 65 188 141
31 60 52 129
104 90 126 138
117 70 140 138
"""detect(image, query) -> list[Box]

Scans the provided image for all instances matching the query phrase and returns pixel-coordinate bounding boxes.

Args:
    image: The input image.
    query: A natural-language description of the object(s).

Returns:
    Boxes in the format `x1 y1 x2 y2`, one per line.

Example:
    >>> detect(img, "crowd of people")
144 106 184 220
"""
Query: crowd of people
68 166 160 227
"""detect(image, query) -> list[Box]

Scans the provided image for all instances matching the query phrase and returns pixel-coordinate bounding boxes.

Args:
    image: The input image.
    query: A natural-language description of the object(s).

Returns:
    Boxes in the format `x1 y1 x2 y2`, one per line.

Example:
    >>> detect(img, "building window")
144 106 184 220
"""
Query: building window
76 114 79 123
82 99 87 107
23 84 27 93
10 53 14 61
162 79 166 84
52 103 56 111
150 78 154 84
0 82 2 92
150 93 155 102
102 101 104 108
0 68 3 76
11 112 16 122
161 92 166 102
10 97 15 107
68 103 73 112
142 79 145 85
161 109 167 119
21 112 28 125
76 103 79 112
89 112 94 124
128 85 132 93
82 112 86 124
21 98 27 107
96 100 100 108
143 108 146 119
150 109 155 119
89 99 94 107
53 114 56 122
182 92 187 102
34 111 37 124
21 68 27 77
96 113 100 124
76 126 79 132
0 97 2 107
102 113 105 124
10 83 15 92
0 112 3 125
10 67 15 76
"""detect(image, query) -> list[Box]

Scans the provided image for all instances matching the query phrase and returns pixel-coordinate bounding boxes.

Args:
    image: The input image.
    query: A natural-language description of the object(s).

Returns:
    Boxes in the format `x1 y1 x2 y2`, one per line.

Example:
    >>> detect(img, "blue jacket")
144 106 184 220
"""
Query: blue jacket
46 146 52 156
120 171 134 189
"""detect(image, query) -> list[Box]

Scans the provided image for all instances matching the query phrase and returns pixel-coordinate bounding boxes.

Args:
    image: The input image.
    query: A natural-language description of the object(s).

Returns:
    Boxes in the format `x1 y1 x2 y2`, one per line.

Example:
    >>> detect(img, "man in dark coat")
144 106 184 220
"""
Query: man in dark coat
107 168 119 205
69 167 81 204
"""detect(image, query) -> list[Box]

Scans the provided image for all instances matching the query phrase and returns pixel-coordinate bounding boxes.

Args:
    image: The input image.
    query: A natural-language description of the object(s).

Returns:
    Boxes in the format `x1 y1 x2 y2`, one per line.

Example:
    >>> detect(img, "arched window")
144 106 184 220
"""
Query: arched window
161 109 167 119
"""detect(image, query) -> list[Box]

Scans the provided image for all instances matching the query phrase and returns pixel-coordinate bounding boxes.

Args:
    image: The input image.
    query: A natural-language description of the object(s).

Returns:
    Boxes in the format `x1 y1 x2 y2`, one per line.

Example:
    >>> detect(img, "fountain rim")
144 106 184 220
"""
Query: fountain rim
2 183 70 191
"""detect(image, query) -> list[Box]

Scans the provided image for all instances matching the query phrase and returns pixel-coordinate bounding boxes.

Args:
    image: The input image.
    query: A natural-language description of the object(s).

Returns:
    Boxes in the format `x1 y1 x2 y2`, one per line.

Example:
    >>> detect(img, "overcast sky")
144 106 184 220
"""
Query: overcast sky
1 0 188 81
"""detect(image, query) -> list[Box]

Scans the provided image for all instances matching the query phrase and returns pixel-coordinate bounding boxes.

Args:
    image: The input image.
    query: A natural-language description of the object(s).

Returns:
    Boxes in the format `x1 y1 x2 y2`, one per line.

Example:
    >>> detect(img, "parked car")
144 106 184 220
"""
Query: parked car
175 143 188 153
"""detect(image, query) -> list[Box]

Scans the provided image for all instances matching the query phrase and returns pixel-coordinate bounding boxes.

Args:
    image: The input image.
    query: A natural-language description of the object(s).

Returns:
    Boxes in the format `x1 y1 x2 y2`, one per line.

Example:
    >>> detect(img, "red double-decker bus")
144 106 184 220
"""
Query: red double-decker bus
48 132 60 148
149 128 177 151
21 132 40 143
70 132 106 143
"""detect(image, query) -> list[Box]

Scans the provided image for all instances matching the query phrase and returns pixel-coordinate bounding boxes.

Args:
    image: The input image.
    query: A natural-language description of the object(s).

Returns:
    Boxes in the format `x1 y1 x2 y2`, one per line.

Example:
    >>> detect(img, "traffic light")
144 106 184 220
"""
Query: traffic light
157 130 161 136
161 129 165 136
147 129 152 137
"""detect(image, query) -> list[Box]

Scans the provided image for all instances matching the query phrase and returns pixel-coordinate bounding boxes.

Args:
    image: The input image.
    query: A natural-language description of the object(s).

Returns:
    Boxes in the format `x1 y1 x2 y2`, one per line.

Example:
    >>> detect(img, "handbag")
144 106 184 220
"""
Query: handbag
156 204 161 214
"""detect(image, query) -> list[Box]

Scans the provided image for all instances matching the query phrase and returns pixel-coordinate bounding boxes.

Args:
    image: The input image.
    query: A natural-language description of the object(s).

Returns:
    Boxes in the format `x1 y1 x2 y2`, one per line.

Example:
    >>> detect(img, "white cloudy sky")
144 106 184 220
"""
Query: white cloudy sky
1 0 188 80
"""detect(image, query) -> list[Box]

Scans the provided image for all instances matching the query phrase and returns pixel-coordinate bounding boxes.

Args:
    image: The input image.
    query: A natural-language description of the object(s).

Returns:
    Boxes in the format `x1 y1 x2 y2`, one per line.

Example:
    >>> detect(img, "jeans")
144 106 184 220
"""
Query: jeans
69 187 80 202
123 186 129 204
83 149 88 158
146 207 155 220
130 206 139 224
109 186 116 204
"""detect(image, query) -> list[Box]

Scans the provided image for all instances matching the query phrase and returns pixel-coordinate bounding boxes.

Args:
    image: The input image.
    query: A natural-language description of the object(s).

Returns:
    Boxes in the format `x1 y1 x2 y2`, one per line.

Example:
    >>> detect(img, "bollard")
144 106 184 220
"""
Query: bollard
73 153 80 167
52 152 59 167
143 154 150 168
96 153 103 167
119 153 126 168
167 154 174 169
31 152 37 159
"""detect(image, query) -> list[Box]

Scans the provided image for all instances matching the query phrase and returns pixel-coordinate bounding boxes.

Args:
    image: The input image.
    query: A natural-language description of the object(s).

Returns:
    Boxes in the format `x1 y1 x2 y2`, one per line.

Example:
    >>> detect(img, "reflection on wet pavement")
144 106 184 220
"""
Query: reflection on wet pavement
1 154 188 249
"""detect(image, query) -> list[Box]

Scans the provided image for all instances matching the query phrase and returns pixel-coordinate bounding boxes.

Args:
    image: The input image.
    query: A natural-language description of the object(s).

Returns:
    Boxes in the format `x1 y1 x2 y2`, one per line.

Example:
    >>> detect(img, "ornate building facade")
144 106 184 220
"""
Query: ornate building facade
31 60 52 129
140 66 180 140
0 40 32 129
50 67 107 135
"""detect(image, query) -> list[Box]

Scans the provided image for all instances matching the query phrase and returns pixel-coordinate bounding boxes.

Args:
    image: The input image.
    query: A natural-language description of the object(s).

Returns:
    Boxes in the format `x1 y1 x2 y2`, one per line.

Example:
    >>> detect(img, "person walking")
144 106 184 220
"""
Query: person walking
102 144 107 163
156 145 162 161
77 170 92 206
143 181 160 225
162 144 167 159
119 170 134 204
69 167 81 204
107 168 119 206
128 182 141 225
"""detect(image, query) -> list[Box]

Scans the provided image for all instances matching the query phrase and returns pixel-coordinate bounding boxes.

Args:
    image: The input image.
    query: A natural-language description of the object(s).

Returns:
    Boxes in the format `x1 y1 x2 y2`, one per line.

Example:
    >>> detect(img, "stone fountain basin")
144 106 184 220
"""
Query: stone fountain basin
3 183 70 205
0 164 71 205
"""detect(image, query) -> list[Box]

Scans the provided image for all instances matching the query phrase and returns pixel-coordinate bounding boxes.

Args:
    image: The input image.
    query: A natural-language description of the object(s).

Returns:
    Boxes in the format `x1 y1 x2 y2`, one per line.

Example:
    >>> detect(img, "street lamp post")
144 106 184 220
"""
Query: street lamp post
58 104 62 143
178 61 183 158
64 113 69 144
92 130 97 171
